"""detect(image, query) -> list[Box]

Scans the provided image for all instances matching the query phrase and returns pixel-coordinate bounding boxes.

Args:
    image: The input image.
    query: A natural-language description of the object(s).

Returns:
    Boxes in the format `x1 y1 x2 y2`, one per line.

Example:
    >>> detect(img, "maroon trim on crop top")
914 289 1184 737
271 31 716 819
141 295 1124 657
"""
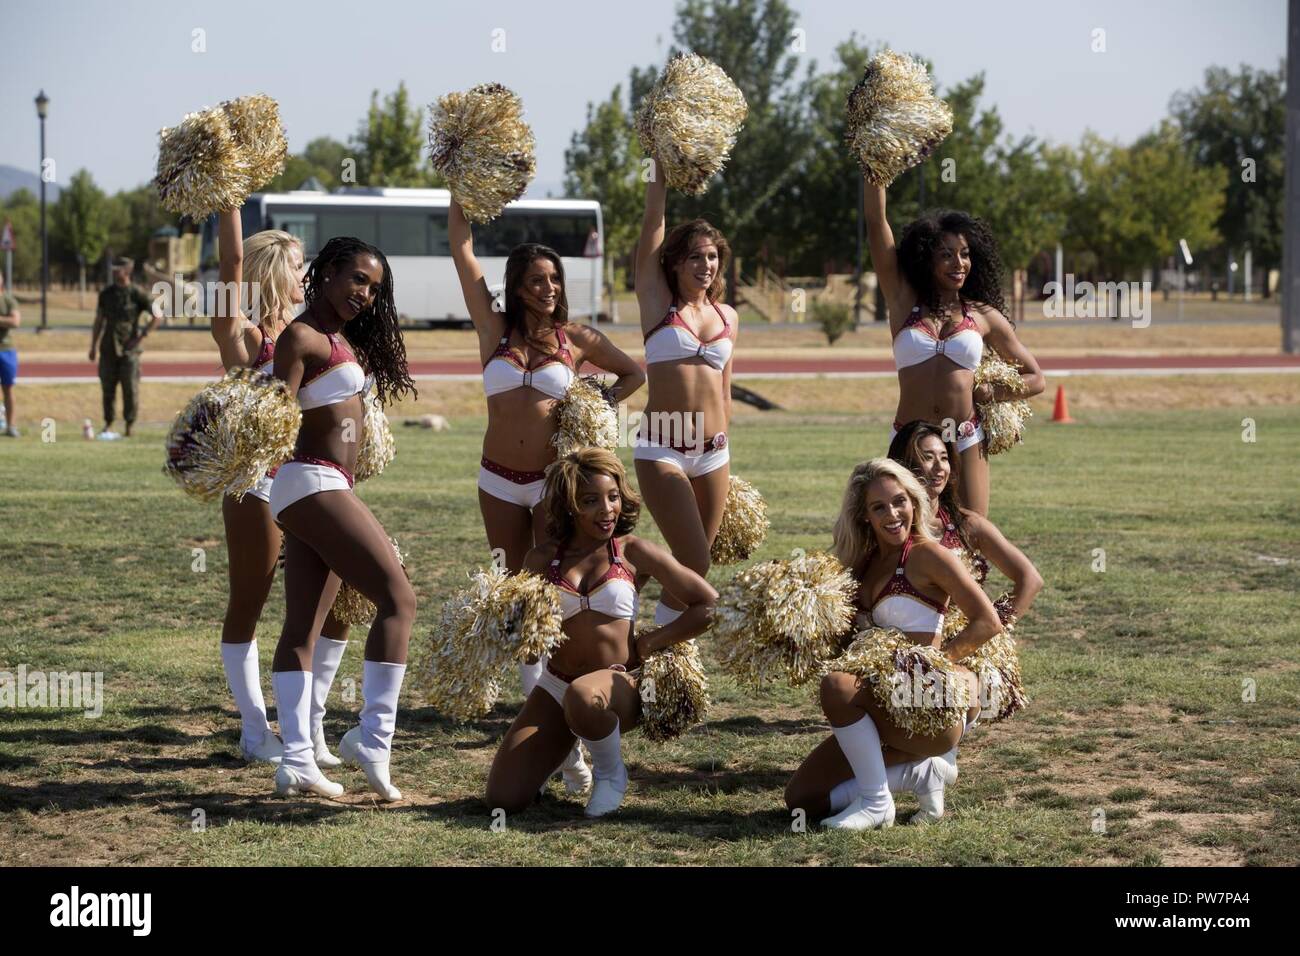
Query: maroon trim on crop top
895 300 978 342
301 332 360 386
870 537 948 614
290 454 355 488
546 535 637 596
484 326 575 371
643 301 732 344
252 329 275 369
936 506 963 550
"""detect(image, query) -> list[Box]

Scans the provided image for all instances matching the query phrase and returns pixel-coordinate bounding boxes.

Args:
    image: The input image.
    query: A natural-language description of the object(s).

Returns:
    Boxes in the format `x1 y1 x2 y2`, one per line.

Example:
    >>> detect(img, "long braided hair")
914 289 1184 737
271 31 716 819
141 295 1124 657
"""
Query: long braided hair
897 210 1008 320
304 237 416 405
887 421 975 554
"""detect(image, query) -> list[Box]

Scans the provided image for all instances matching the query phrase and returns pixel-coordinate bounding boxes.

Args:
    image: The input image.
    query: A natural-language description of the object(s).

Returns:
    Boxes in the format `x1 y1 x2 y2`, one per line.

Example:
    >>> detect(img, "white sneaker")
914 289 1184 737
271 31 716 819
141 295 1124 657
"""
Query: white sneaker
312 725 342 768
911 751 959 825
239 729 284 765
3 426 18 438
821 793 896 831
558 745 592 796
583 766 628 818
274 763 343 798
339 726 402 801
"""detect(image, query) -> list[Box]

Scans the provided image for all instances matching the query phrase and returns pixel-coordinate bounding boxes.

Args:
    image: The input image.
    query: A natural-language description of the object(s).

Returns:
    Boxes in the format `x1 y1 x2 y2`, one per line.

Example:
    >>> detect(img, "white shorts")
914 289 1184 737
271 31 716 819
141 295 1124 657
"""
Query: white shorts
269 460 353 521
243 472 276 504
535 662 570 708
889 417 984 454
633 435 730 479
477 463 546 509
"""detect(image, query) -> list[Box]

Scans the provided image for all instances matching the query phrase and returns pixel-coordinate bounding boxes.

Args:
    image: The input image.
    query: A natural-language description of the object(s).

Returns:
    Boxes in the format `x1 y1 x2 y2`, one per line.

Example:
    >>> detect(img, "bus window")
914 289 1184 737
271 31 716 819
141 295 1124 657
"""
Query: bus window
319 210 379 248
430 215 450 256
378 211 431 256
270 212 319 256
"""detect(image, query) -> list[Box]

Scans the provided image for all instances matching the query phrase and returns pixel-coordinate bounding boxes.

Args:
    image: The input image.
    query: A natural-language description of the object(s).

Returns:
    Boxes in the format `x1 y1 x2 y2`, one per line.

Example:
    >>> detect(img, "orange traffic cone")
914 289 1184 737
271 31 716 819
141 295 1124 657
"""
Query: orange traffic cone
1051 385 1074 423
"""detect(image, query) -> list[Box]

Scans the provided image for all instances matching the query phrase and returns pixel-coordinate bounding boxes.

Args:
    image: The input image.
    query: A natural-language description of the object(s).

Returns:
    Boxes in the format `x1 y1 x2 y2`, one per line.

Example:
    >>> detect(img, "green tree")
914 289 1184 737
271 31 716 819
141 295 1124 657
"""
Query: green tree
1170 62 1285 281
1 189 43 285
104 183 175 268
564 85 643 277
350 82 440 188
51 169 110 299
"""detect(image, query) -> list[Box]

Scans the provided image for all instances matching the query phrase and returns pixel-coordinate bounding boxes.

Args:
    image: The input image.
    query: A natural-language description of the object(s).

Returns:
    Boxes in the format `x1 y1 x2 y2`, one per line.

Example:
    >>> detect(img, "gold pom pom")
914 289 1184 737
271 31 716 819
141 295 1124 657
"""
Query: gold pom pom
410 567 565 722
331 539 407 627
829 627 970 737
354 391 395 482
712 550 857 689
552 376 619 458
163 368 299 501
155 95 287 220
155 107 249 220
636 639 709 743
975 348 1033 455
844 50 953 188
429 84 536 223
221 94 288 195
711 476 769 566
635 52 748 195
941 594 1027 722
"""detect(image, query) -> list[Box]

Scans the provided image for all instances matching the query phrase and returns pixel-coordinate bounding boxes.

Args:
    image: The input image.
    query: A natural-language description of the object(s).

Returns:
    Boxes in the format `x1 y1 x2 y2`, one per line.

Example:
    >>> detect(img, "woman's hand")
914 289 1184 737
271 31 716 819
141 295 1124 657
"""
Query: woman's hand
973 382 995 405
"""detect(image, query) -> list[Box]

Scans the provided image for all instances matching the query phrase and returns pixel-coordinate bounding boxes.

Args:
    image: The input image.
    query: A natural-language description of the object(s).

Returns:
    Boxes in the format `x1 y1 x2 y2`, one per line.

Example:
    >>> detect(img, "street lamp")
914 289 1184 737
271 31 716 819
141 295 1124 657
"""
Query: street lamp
35 90 49 333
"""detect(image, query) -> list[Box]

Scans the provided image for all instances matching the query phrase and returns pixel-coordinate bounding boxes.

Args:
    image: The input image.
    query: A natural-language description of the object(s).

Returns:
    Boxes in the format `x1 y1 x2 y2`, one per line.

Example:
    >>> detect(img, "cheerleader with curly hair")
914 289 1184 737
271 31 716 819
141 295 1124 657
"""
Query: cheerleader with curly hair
209 210 351 768
633 158 738 629
865 183 1046 515
887 420 1043 620
484 448 716 819
785 459 1001 830
267 236 417 801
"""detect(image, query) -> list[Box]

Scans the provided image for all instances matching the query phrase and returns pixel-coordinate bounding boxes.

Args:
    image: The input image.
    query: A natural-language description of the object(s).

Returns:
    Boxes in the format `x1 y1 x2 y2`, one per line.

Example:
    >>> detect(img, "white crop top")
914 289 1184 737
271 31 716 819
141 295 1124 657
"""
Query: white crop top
482 327 576 401
298 332 366 411
868 539 948 636
892 303 983 372
644 303 733 370
548 537 638 622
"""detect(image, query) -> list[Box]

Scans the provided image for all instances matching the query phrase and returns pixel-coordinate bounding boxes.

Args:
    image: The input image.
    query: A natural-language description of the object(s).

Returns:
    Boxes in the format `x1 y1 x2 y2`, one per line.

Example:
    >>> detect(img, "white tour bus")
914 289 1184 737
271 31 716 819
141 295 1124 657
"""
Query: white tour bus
200 187 603 327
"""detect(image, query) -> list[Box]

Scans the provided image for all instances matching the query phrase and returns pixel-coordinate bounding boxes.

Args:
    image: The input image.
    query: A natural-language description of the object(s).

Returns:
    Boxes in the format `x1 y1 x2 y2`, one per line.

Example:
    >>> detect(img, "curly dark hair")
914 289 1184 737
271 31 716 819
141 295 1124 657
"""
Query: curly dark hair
887 420 976 555
897 210 1008 319
542 448 641 544
304 237 416 405
502 242 569 344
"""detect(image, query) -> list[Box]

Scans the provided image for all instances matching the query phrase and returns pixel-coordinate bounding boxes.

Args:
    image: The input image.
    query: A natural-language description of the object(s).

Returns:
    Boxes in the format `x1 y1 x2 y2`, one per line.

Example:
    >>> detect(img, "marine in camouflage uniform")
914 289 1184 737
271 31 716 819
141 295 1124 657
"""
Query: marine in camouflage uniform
90 258 160 436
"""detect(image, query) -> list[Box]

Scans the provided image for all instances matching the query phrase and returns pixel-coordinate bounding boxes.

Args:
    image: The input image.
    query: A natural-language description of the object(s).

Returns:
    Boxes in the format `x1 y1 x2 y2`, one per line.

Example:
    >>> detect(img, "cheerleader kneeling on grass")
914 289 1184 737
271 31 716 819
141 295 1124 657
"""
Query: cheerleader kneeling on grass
784 459 1003 830
484 448 717 818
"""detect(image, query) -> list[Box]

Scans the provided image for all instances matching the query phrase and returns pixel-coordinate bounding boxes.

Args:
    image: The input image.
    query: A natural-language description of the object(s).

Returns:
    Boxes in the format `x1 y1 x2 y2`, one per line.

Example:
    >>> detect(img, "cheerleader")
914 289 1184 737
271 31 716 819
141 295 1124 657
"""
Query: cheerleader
784 459 1001 829
449 199 643 756
209 209 351 767
268 237 417 800
888 420 1043 619
633 158 737 627
484 448 716 818
864 181 1045 515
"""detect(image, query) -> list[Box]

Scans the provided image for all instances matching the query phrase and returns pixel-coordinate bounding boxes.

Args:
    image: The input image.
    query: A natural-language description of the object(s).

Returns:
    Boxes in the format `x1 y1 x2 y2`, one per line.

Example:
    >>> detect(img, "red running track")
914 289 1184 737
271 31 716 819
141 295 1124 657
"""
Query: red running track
17 353 1300 379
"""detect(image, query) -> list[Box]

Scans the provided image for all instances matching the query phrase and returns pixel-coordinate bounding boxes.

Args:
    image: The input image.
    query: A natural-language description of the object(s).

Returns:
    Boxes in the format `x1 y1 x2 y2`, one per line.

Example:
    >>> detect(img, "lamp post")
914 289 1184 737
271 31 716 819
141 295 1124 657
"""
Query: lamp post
35 90 49 333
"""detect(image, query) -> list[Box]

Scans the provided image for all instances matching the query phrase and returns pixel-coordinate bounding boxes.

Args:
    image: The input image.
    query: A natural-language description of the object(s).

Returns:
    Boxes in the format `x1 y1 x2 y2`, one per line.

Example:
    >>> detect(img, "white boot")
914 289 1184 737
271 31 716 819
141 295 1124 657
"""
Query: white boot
240 727 284 765
339 661 406 802
820 715 895 831
910 750 959 824
309 636 348 769
221 640 278 763
557 743 593 795
271 671 342 798
580 725 627 818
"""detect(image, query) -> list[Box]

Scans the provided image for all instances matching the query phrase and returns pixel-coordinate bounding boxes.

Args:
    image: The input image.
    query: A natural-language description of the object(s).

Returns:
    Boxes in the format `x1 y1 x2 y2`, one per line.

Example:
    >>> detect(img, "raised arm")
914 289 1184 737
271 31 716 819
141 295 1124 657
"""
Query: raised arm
624 536 717 658
963 512 1043 623
863 180 913 324
633 160 672 324
567 325 645 403
448 200 504 358
978 308 1046 401
212 208 253 369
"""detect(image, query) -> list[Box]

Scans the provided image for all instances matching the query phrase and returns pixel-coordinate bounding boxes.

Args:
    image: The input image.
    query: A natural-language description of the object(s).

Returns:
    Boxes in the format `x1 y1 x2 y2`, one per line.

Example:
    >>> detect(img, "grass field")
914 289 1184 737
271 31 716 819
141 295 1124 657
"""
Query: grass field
1 401 1298 866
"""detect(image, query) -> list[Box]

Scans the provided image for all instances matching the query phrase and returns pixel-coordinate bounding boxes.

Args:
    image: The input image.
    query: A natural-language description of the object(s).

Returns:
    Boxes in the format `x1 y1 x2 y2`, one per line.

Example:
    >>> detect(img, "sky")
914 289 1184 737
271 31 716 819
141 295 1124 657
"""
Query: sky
0 0 1286 198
